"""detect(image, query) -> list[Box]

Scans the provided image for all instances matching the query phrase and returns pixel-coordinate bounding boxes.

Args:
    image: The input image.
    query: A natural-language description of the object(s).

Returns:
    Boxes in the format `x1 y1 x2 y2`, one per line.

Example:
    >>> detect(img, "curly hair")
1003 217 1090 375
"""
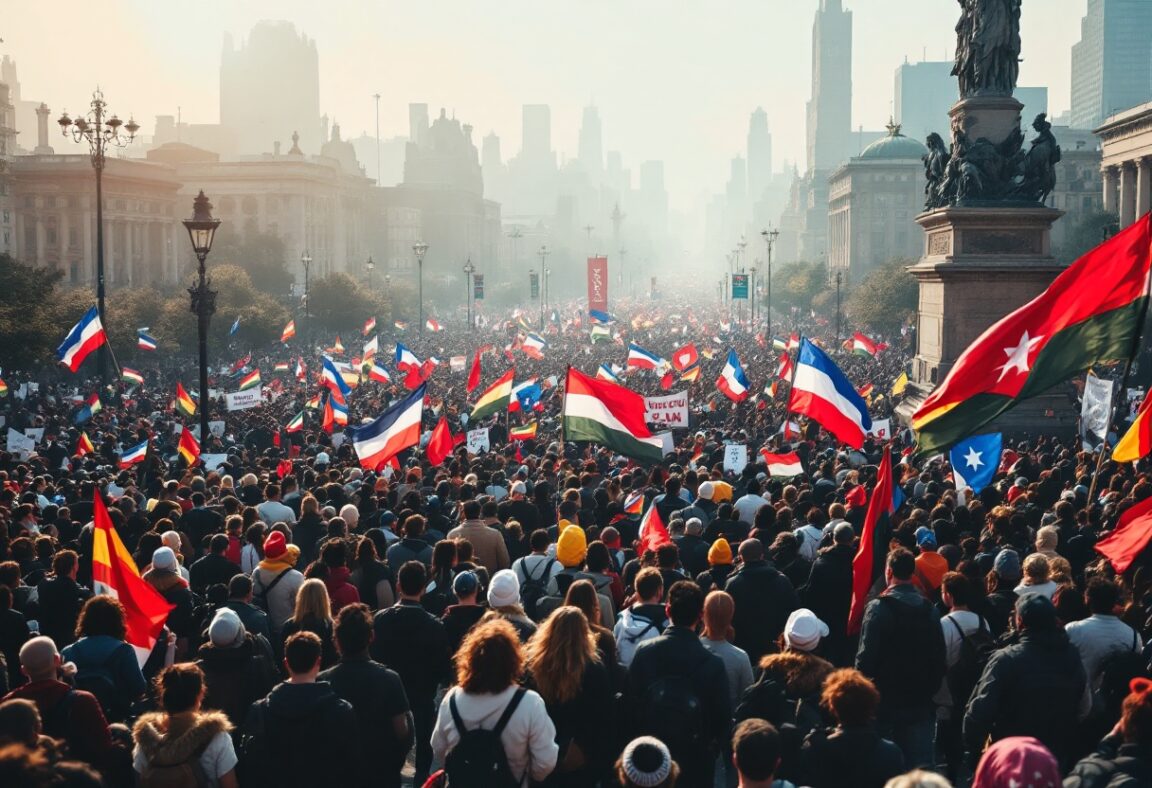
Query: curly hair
75 595 127 641
820 668 880 727
456 618 524 694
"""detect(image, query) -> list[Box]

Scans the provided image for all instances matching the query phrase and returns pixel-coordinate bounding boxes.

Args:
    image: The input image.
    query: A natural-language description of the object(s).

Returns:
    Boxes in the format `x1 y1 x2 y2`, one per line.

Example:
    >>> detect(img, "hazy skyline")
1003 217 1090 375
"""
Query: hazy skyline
5 0 1087 211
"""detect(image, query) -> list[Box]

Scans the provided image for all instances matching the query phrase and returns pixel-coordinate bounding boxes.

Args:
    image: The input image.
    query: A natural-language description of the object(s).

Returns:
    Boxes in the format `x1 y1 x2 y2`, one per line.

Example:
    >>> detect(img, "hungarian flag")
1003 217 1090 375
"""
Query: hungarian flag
562 367 664 464
92 492 174 664
851 332 878 357
467 350 483 393
426 417 456 466
1095 496 1152 573
177 428 200 466
274 362 290 373
637 503 672 556
121 368 144 386
238 369 261 390
281 320 296 343
848 447 895 635
77 432 95 456
914 217 1152 455
175 383 197 417
1114 391 1152 463
471 369 515 421
509 422 538 440
286 410 305 433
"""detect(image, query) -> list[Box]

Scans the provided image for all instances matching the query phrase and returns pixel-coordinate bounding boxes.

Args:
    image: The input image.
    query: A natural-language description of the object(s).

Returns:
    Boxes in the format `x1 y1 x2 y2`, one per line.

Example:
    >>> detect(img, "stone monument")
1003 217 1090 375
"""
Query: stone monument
895 0 1073 439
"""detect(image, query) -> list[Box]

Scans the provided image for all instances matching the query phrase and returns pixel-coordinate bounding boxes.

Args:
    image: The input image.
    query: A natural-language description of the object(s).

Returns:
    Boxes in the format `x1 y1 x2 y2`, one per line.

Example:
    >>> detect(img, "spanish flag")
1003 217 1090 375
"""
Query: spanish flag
1114 391 1152 463
177 428 201 466
175 383 197 417
92 492 173 665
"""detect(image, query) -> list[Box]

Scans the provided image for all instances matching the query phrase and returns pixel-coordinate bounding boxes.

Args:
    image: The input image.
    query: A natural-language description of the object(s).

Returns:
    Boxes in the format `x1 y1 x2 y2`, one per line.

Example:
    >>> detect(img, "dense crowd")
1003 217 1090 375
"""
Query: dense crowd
0 299 1148 788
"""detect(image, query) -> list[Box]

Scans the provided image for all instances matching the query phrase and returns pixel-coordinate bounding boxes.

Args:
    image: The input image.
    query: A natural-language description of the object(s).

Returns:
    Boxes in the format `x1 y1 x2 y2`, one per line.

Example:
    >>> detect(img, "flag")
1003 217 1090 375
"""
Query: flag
624 491 645 515
395 342 421 371
509 422 538 440
321 395 337 433
57 306 108 372
274 362 290 372
522 333 547 359
229 316 241 336
891 371 909 398
1114 391 1152 463
680 364 701 383
950 432 1002 494
857 383 875 400
238 369 261 391
177 429 200 466
121 368 144 386
510 380 543 413
849 447 895 635
562 367 664 463
394 320 408 331
281 320 296 342
596 364 621 383
776 354 794 384
672 343 699 372
305 392 321 409
851 332 879 357
175 383 197 417
467 350 483 393
75 392 102 424
589 309 616 324
118 439 149 469
517 315 534 331
591 324 612 343
91 493 173 665
637 503 672 555
425 318 443 332
472 370 515 421
914 217 1152 455
369 363 391 384
286 410 305 433
331 394 349 426
363 335 379 363
790 338 872 449
1095 495 1152 573
716 349 750 402
229 353 252 374
426 416 457 466
0 378 6 397
328 335 345 354
760 450 804 478
787 333 800 351
351 384 426 470
77 432 95 456
137 333 158 352
363 317 377 336
295 358 307 381
626 343 664 370
321 356 352 398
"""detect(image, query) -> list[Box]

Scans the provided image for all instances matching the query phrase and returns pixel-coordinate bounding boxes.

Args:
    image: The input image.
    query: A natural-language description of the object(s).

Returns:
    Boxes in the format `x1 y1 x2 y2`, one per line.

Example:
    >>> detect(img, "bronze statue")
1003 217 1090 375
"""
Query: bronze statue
923 133 951 209
953 0 1022 97
1015 113 1062 203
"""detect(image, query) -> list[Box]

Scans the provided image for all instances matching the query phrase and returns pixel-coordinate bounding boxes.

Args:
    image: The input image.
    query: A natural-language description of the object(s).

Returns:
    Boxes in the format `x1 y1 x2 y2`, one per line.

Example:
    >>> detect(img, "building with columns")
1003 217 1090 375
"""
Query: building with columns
1096 101 1152 228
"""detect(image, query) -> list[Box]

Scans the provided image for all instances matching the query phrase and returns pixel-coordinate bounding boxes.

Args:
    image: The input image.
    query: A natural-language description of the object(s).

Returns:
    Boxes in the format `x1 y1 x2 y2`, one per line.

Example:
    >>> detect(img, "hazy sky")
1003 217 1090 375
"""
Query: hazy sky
5 0 1087 210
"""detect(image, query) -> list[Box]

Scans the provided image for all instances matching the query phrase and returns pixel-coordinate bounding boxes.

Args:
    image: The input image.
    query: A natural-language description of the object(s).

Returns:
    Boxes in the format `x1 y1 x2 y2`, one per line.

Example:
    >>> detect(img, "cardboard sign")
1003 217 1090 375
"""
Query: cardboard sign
208 421 226 438
6 428 35 460
723 444 748 474
449 356 467 373
867 418 891 441
644 391 690 428
467 428 490 454
23 428 44 445
200 453 229 472
225 386 263 412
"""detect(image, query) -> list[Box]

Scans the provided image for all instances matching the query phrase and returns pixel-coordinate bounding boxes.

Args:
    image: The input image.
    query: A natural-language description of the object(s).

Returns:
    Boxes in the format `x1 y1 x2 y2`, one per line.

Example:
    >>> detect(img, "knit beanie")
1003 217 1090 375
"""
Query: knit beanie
208 608 246 648
264 531 288 560
151 546 178 572
556 524 587 568
707 538 733 566
621 736 672 787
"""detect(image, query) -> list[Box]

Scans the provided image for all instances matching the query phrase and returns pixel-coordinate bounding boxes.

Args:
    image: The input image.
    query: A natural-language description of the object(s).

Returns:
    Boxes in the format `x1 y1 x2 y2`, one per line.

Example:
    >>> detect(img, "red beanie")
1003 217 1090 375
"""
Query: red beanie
264 531 287 560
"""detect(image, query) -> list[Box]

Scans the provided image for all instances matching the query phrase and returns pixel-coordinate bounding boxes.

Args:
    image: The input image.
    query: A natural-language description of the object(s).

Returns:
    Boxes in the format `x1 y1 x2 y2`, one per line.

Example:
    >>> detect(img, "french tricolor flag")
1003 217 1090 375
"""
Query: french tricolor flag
788 338 872 449
395 342 421 371
626 343 664 370
351 384 425 470
118 439 149 469
57 306 108 373
716 349 750 402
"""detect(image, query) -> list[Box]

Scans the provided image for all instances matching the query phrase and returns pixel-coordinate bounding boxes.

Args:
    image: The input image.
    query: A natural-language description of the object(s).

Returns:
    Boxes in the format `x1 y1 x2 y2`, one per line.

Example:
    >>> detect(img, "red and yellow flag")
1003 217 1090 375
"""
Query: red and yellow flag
1114 391 1152 463
175 383 197 417
77 432 95 456
177 428 201 466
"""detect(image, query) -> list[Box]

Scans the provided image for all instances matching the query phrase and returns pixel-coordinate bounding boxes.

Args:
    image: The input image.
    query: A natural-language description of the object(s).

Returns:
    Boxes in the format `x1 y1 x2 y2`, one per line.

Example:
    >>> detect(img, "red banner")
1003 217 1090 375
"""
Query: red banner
587 256 609 313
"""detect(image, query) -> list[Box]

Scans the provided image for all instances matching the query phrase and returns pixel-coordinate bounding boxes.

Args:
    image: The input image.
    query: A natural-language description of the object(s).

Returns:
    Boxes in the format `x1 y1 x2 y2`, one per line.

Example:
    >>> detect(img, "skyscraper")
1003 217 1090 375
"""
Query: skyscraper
806 0 853 173
747 107 773 202
894 60 956 143
1071 0 1152 129
220 21 321 155
578 105 603 173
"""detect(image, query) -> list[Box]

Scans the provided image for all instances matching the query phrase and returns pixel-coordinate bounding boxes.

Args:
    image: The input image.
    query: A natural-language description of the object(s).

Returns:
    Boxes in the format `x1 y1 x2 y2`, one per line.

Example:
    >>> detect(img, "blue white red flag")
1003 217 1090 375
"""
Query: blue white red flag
716 349 750 402
57 306 108 372
395 342 421 371
118 439 149 469
321 356 352 397
137 332 158 351
788 338 872 449
589 309 616 324
596 364 621 383
626 343 664 371
351 384 425 470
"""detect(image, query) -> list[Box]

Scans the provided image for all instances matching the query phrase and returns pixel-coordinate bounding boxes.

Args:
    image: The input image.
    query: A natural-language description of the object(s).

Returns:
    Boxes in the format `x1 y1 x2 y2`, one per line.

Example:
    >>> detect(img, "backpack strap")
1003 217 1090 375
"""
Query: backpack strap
448 690 467 735
528 557 554 583
492 688 527 737
256 567 291 598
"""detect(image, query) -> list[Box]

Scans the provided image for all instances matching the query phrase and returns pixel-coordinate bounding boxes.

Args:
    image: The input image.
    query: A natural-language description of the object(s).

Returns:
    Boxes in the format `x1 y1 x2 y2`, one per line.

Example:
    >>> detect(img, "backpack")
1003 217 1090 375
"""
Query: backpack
734 674 790 725
616 615 663 668
251 568 290 613
422 578 457 618
1096 628 1146 716
74 660 124 722
444 688 526 788
519 558 554 620
945 615 996 708
638 652 710 752
138 732 213 788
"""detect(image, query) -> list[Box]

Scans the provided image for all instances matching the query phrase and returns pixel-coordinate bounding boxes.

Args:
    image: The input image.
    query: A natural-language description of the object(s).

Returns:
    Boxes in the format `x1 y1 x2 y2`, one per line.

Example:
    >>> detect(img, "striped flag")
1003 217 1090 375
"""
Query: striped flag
286 410 305 433
509 422 538 440
471 370 515 421
363 317 377 336
77 432 95 456
562 368 663 463
175 383 197 417
0 378 8 397
177 429 201 466
274 362 290 372
118 439 149 469
121 368 144 386
328 335 345 354
57 306 108 372
137 332 158 351
281 320 296 343
851 332 878 357
1114 390 1152 462
369 363 391 384
351 385 425 470
623 491 645 515
238 369 261 391
637 502 672 555
596 364 621 383
760 450 804 478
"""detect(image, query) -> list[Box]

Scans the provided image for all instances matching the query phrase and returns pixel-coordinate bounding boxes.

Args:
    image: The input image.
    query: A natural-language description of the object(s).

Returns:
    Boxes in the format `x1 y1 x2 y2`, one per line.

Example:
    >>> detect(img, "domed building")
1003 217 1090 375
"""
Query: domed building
827 120 928 282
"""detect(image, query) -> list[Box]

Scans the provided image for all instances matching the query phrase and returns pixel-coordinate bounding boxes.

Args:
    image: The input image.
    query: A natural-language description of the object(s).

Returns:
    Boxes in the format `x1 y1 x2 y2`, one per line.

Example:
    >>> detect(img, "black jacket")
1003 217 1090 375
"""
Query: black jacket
292 513 325 567
178 507 224 552
1065 734 1152 788
188 553 242 595
802 544 855 663
35 575 91 649
799 725 905 788
370 600 451 702
197 634 277 726
673 534 710 579
724 560 800 663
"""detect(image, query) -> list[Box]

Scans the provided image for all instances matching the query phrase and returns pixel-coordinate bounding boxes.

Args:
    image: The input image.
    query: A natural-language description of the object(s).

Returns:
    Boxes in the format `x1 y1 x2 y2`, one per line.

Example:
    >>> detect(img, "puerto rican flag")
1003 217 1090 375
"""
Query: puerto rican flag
351 384 425 470
118 439 149 469
788 338 872 449
321 356 352 397
760 450 805 478
57 306 108 372
626 343 664 371
716 349 750 402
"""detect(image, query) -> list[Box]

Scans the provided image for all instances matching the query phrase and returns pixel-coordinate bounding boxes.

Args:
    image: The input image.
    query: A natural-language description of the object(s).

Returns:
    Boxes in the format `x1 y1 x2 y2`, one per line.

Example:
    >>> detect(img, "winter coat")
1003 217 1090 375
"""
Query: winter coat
725 560 801 664
370 601 451 703
252 556 304 636
1064 734 1152 788
386 537 434 569
323 566 361 612
196 634 277 727
132 711 235 786
613 603 668 668
801 544 855 664
798 725 905 788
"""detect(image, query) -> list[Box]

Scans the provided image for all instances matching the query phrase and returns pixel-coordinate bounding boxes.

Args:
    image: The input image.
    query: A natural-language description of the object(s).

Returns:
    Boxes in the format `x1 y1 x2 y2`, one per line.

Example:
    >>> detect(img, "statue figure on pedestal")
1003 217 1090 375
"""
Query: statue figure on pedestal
1014 114 1062 203
953 0 1022 98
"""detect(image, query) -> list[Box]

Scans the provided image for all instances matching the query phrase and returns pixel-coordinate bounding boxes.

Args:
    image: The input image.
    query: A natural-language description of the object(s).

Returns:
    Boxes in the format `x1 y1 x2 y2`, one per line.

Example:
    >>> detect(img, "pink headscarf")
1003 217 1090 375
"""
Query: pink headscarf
972 737 1061 788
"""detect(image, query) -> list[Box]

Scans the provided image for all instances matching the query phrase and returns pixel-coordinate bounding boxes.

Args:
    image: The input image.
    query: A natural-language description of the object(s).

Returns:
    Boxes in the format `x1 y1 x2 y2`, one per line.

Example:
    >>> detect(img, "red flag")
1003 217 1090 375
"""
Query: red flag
637 504 672 556
1096 496 1152 573
277 460 294 479
467 350 482 393
660 371 675 391
515 443 523 462
848 448 894 635
426 417 455 466
92 493 174 664
322 396 335 434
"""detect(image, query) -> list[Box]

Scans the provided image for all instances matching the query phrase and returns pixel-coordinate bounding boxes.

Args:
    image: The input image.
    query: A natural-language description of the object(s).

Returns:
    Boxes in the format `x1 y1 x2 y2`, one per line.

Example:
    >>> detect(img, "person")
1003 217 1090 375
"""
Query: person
798 668 905 788
318 540 361 612
0 585 30 692
1065 578 1144 704
278 577 337 668
675 518 710 579
371 560 451 788
484 569 540 643
251 531 305 638
1014 553 1058 600
696 537 734 595
732 718 800 788
630 580 731 788
442 571 487 657
615 567 667 668
511 530 563 620
431 618 558 787
61 596 147 724
912 528 947 596
293 494 325 568
143 546 196 646
855 548 946 770
733 480 770 526
970 736 1062 788
349 536 395 610
801 522 855 666
984 549 1021 638
700 591 754 710
882 771 952 788
318 603 412 788
221 574 272 643
189 535 242 596
195 608 277 728
241 631 361 787
178 492 224 554
256 483 296 527
131 663 238 788
725 539 800 665
1064 677 1152 786
33 551 91 650
499 481 541 535
448 500 511 574
963 593 1088 768
616 736 680 788
562 580 620 693
386 514 435 568
937 571 992 784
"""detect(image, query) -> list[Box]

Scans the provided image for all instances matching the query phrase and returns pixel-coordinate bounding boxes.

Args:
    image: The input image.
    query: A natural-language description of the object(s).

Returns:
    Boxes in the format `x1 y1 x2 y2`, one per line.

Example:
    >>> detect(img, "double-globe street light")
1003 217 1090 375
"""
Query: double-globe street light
182 191 221 448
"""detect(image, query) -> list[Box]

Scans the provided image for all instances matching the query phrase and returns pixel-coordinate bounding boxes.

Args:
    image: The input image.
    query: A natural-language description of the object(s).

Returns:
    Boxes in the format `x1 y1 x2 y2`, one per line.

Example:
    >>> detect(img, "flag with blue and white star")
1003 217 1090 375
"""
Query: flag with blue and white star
950 432 1002 495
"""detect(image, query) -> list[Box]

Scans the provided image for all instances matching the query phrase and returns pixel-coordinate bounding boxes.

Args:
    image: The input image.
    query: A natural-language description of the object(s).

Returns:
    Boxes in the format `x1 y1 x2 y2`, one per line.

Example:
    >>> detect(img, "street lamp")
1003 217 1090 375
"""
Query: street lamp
182 191 220 449
760 228 779 340
57 89 139 377
462 258 476 329
537 245 550 328
749 264 758 324
364 255 375 290
413 241 428 333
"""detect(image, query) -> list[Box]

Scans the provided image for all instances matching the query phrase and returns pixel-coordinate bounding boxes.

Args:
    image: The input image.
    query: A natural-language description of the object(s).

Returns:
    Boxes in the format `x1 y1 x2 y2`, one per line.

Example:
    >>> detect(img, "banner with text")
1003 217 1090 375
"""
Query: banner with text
644 391 690 428
225 386 263 412
587 256 609 314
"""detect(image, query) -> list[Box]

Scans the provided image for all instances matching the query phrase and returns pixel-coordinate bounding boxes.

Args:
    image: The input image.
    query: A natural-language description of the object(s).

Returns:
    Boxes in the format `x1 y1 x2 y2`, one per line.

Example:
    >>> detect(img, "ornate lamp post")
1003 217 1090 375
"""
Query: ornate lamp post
413 241 428 333
760 228 779 339
462 257 476 329
182 192 220 447
537 245 550 329
300 251 312 324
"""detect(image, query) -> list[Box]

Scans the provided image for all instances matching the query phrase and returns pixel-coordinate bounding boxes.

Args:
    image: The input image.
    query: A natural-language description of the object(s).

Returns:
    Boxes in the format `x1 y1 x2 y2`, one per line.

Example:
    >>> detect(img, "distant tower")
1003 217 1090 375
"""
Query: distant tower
521 104 552 162
806 0 853 173
578 105 603 173
482 132 502 171
747 107 772 202
1071 0 1152 129
409 103 429 146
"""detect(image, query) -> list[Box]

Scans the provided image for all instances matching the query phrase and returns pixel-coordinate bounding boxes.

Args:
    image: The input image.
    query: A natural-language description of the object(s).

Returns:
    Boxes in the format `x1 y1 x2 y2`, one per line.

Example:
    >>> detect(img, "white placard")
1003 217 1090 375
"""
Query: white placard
225 386 263 412
200 453 229 472
23 428 44 445
867 418 891 441
723 444 748 474
653 431 676 457
208 421 226 438
467 427 490 454
6 428 35 459
27 383 39 394
331 433 347 450
449 355 467 372
15 384 27 400
644 391 690 428
1082 373 1114 448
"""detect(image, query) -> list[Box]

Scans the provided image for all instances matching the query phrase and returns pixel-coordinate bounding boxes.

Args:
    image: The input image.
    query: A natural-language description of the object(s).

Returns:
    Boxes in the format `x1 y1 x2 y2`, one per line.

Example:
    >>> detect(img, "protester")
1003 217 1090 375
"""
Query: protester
61 596 147 723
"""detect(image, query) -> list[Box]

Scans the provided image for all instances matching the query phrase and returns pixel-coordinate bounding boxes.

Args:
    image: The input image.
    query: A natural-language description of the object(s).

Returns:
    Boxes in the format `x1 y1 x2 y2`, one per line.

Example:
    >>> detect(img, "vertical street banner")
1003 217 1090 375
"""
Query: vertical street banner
588 256 609 313
473 274 485 300
732 274 749 299
529 271 540 299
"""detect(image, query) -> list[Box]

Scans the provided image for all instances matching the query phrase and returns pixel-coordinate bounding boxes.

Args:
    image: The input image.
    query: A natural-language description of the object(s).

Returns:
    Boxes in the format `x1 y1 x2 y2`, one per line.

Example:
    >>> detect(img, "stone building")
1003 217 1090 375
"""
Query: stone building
1096 101 1152 229
0 82 15 256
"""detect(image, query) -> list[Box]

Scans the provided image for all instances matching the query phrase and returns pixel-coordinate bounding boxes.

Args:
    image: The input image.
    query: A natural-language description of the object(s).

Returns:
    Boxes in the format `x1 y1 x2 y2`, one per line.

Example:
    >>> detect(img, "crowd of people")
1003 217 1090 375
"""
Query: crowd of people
0 299 1148 788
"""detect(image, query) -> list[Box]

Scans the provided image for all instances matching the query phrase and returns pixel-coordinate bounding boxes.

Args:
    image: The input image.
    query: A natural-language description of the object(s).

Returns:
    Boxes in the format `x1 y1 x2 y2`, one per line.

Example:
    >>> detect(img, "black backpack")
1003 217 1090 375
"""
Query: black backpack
519 558 554 620
1096 629 1147 716
444 688 526 788
945 615 996 708
638 652 710 752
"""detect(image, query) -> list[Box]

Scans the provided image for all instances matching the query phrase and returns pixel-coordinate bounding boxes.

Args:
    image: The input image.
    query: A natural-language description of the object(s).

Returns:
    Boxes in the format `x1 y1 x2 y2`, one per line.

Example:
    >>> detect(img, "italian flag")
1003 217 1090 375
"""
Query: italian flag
914 216 1152 455
509 422 538 440
562 367 664 464
471 369 515 421
238 369 261 390
851 332 878 357
286 410 305 433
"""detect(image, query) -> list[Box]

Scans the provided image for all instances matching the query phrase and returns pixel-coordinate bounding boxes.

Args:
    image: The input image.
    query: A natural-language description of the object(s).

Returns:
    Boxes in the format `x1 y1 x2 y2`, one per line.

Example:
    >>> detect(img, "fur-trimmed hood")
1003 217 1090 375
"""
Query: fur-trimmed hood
758 649 835 697
132 711 232 764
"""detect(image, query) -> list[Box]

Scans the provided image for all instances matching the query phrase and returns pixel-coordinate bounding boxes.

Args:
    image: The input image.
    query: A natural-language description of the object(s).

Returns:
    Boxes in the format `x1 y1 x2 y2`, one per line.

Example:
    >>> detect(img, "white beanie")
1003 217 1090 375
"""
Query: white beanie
151 546 178 572
697 481 715 501
487 570 520 608
208 608 246 648
784 608 829 652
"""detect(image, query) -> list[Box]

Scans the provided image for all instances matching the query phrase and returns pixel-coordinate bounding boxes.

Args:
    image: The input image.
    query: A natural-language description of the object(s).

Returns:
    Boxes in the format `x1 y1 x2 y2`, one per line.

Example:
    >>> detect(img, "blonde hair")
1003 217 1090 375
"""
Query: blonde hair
301 494 320 516
1022 552 1050 583
525 607 598 705
292 578 332 625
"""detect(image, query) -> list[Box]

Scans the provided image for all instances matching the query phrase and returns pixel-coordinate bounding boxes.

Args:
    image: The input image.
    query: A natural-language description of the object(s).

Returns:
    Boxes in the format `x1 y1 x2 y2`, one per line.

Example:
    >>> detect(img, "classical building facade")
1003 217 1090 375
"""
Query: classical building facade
0 82 15 256
1047 127 1104 252
1096 101 1152 229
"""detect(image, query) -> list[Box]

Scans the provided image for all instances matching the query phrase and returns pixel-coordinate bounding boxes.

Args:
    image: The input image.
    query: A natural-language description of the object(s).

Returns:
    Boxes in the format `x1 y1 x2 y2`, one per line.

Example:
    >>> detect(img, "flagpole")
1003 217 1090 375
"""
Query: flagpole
559 365 569 451
780 335 803 446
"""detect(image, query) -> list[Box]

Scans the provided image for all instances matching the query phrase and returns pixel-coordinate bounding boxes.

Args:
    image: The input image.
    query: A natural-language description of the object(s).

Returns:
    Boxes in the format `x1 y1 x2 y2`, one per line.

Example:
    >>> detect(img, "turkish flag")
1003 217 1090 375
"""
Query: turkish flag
426 417 455 466
1096 496 1152 573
